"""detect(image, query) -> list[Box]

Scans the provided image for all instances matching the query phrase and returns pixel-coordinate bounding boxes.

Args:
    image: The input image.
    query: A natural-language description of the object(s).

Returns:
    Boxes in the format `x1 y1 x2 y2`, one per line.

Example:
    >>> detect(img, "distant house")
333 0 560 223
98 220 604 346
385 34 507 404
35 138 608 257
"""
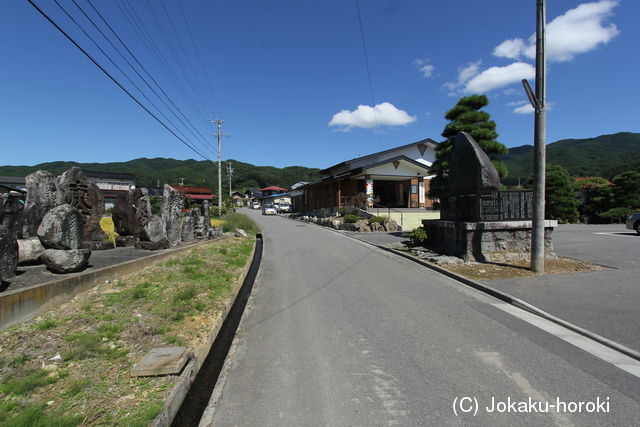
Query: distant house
0 176 27 199
298 138 438 213
171 185 216 203
260 186 289 197
259 186 290 205
83 170 138 209
245 189 262 204
231 191 246 206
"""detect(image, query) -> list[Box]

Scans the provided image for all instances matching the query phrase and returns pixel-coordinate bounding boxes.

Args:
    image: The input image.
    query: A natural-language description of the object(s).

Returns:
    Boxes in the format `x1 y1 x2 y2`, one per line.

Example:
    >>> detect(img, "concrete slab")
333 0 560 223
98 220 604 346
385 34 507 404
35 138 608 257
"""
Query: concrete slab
132 346 190 377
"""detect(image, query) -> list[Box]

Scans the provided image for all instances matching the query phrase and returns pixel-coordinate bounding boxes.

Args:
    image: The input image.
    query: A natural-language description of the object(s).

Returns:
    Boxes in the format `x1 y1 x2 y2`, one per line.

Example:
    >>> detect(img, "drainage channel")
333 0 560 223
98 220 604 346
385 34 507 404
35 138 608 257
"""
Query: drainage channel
171 233 263 426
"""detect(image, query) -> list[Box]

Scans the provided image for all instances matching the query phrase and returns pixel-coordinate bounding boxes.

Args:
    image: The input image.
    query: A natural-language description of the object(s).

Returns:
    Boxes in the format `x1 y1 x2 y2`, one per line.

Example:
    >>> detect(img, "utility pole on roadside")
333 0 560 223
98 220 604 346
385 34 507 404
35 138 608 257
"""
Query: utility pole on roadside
227 161 234 197
210 119 224 212
522 0 547 274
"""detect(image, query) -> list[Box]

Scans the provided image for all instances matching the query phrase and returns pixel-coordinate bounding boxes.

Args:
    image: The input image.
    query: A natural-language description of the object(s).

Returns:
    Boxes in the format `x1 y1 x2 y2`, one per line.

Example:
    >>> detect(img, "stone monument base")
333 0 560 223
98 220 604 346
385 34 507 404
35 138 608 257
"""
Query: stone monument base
422 219 558 262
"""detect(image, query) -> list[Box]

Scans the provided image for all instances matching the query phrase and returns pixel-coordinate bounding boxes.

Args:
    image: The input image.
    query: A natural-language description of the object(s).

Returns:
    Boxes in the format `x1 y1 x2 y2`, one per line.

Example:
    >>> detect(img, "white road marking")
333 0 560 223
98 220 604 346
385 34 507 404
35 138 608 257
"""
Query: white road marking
593 232 638 238
493 303 640 379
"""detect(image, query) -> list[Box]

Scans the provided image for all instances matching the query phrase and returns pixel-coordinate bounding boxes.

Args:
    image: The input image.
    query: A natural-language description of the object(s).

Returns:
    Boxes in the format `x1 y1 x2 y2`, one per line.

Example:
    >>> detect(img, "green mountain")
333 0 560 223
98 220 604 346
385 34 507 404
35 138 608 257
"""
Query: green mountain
0 158 321 193
500 132 640 185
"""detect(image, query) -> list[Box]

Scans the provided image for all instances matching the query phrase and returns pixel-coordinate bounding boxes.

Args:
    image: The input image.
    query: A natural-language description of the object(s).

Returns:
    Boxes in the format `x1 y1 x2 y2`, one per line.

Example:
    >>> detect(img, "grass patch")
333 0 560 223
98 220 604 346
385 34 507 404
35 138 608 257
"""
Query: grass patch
0 237 254 425
220 212 257 234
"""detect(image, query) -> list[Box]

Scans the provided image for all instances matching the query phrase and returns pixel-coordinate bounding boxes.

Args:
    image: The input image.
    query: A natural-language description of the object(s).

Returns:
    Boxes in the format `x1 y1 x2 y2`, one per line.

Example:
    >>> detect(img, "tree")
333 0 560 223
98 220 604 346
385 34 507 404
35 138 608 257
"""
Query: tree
611 170 640 209
577 176 614 223
429 95 508 199
545 164 579 223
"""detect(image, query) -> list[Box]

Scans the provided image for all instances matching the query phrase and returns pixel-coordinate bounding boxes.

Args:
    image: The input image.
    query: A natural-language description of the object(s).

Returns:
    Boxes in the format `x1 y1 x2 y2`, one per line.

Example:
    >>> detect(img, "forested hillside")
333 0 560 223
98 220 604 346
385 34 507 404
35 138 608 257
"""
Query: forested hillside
0 158 322 192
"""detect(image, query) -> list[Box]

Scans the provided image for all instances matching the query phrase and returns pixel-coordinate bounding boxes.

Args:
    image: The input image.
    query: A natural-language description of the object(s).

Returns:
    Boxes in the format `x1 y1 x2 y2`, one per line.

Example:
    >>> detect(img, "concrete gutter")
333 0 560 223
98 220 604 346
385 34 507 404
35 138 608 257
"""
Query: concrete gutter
152 236 260 427
1 239 224 331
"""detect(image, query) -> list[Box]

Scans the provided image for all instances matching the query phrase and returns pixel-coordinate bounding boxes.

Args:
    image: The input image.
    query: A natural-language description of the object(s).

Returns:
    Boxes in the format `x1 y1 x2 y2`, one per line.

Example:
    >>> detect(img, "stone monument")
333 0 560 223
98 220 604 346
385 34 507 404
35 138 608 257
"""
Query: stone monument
423 132 556 262
162 184 183 246
37 204 91 273
21 170 58 239
57 167 112 250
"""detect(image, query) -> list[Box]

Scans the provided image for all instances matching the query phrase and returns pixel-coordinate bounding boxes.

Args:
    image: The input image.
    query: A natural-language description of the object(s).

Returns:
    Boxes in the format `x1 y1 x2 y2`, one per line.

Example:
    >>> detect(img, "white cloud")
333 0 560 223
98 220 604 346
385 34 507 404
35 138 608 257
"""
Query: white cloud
462 62 535 94
513 104 534 114
493 38 527 59
507 100 528 107
413 58 435 78
493 0 619 62
444 60 482 93
328 102 416 130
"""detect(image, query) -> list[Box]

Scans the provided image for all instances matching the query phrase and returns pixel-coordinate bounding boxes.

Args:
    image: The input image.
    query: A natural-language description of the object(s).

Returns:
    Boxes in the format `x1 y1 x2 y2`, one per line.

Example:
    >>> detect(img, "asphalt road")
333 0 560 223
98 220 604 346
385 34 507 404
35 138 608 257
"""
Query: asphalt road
489 224 640 351
203 212 640 425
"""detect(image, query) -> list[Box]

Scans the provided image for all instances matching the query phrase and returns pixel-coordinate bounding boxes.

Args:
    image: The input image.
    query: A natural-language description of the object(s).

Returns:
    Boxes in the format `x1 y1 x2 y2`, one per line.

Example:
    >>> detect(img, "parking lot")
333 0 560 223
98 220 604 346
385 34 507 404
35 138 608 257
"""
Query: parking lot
488 224 640 352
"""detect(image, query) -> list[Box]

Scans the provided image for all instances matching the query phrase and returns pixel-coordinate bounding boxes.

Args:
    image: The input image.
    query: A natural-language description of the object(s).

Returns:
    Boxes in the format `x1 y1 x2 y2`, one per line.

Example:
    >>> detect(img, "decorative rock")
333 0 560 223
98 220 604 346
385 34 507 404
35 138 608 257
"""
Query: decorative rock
116 236 137 247
41 249 90 273
37 204 83 250
143 215 167 243
1 192 24 239
0 226 18 282
17 237 45 264
21 170 59 238
181 215 195 242
162 185 183 246
448 132 500 196
134 239 169 251
370 222 384 232
383 217 399 232
234 228 248 238
354 219 370 233
56 167 105 241
113 188 151 237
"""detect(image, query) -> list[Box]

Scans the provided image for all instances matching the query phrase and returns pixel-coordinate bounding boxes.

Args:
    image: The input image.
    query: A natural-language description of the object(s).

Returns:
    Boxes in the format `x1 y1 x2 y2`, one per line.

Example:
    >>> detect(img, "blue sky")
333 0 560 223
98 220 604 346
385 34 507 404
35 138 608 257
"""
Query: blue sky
1 0 638 169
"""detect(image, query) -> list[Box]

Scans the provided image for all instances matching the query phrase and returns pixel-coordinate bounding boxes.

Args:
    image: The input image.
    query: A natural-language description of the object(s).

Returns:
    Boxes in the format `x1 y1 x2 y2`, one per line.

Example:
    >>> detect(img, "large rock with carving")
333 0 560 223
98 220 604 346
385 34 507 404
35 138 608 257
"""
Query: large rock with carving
41 249 90 273
162 185 183 246
21 170 58 239
17 237 45 264
113 188 151 237
0 226 18 282
1 192 24 239
181 214 195 242
143 215 167 243
448 132 501 196
56 167 105 242
37 204 83 250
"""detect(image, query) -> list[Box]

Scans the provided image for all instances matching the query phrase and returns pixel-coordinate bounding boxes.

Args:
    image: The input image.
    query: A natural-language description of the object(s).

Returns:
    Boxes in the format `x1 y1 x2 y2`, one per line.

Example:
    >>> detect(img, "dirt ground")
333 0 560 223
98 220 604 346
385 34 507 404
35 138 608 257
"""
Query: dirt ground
429 256 609 280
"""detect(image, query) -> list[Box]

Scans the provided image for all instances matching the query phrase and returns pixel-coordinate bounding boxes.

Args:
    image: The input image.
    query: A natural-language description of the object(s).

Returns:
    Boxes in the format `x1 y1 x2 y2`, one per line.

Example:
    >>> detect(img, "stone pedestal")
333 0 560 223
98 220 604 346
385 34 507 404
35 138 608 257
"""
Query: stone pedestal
422 219 557 262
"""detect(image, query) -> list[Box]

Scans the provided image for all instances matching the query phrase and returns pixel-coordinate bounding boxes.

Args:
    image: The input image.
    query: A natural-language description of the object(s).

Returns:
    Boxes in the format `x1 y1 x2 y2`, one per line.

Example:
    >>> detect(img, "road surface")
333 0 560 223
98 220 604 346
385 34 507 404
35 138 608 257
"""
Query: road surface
202 211 640 426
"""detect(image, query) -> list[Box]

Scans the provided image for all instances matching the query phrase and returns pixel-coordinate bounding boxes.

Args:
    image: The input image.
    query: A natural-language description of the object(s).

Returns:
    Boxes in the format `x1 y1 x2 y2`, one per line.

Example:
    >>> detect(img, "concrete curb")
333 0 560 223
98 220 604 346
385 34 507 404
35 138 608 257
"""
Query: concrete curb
344 232 640 362
152 236 259 427
0 239 227 331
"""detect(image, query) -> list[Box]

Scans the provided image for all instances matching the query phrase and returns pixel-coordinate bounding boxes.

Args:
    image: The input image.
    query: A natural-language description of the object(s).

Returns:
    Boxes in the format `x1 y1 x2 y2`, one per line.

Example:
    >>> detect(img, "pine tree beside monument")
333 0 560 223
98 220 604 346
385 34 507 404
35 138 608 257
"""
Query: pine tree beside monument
429 94 508 200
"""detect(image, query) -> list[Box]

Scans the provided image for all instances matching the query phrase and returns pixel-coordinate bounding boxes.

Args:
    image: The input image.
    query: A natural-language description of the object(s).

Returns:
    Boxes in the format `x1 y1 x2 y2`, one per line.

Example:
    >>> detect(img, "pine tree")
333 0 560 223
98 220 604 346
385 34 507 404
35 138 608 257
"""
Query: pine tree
429 95 508 199
545 164 579 223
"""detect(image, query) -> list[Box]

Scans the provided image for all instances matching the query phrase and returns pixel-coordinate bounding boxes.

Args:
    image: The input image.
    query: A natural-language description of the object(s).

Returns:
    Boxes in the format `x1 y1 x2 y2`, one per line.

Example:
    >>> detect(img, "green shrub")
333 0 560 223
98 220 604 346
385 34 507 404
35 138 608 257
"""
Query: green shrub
368 216 386 225
598 207 633 223
338 207 357 216
409 226 428 246
220 213 257 234
343 214 360 223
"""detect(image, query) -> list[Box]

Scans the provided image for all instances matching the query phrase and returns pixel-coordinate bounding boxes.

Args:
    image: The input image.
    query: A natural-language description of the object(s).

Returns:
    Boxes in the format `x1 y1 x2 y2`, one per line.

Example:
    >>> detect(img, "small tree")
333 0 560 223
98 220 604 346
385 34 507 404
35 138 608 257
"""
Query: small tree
611 171 640 209
545 164 579 223
429 94 508 199
578 177 614 223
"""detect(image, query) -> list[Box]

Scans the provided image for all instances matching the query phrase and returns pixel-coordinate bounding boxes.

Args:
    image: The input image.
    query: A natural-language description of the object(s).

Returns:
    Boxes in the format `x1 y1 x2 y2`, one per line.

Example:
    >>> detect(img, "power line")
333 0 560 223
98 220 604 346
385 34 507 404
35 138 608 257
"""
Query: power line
79 0 214 155
52 0 211 158
27 0 210 161
354 0 381 138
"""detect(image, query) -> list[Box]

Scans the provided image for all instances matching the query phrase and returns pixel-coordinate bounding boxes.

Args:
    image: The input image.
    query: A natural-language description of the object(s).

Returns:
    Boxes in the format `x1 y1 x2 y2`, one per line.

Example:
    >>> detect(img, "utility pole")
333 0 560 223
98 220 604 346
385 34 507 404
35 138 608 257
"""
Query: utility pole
227 161 234 197
210 119 223 213
522 0 546 274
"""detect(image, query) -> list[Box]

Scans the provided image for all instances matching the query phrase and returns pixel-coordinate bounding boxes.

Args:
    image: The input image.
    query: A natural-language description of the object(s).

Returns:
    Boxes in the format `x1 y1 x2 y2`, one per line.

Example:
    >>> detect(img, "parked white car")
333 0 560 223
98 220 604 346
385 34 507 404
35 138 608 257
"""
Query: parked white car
278 202 291 213
262 203 277 215
251 201 261 210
